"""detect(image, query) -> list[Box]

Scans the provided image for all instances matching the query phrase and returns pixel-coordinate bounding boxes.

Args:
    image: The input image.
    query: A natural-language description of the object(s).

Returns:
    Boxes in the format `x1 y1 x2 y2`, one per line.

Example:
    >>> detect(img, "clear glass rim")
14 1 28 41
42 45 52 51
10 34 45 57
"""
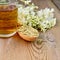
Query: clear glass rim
0 2 8 5
0 1 18 5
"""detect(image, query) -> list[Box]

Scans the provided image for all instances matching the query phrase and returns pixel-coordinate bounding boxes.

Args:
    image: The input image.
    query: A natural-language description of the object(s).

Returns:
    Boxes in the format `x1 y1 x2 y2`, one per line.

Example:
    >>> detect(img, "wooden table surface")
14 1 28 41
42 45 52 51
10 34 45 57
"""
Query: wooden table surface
0 0 60 60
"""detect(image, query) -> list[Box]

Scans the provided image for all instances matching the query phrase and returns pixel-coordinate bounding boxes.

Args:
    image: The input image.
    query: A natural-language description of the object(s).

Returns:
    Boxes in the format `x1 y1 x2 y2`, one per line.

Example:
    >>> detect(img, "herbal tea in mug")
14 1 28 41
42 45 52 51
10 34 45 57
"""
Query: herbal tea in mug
0 2 18 37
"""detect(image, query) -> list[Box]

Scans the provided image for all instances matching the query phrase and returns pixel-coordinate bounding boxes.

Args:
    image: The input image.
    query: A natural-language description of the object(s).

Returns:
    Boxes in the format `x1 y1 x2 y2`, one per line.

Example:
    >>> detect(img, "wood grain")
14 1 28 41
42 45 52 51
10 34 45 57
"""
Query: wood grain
0 0 60 60
52 0 60 10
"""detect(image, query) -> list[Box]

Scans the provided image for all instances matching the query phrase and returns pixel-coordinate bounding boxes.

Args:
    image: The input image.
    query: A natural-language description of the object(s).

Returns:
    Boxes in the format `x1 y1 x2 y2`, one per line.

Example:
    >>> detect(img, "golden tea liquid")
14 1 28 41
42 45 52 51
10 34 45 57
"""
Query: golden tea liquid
0 5 18 37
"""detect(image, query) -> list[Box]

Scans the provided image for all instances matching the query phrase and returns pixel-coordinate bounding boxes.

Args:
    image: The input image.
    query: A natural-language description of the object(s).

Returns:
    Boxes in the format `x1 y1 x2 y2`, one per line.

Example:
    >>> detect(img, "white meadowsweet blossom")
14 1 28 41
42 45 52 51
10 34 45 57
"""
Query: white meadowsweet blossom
18 3 56 32
20 0 31 4
37 10 43 17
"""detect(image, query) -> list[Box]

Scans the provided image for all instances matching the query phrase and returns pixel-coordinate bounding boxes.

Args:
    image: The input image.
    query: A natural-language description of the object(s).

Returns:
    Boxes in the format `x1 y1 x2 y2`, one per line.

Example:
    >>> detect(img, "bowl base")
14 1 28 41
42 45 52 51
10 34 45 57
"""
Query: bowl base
0 32 16 38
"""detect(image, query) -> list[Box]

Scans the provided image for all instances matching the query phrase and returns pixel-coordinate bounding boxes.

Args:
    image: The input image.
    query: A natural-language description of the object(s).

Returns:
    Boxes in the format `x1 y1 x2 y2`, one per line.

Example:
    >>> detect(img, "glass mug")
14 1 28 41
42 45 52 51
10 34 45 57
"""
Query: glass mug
0 1 18 37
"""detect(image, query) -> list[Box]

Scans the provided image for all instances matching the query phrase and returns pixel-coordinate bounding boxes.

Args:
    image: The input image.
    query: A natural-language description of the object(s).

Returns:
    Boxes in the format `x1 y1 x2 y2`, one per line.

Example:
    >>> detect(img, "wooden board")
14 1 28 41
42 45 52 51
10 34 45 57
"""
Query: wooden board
52 0 60 10
0 0 60 60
